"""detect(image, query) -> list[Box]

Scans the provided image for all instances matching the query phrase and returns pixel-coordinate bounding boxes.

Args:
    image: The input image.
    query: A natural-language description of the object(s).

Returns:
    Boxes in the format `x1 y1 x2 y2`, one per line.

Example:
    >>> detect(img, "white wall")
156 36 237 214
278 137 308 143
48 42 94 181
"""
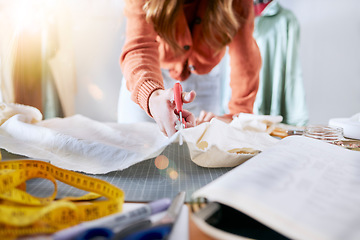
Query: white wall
278 0 360 124
70 0 125 122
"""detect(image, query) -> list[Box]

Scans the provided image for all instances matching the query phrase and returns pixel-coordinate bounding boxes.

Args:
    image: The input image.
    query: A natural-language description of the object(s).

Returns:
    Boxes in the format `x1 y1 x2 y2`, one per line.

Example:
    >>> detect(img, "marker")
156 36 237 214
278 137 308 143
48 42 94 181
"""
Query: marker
53 198 172 240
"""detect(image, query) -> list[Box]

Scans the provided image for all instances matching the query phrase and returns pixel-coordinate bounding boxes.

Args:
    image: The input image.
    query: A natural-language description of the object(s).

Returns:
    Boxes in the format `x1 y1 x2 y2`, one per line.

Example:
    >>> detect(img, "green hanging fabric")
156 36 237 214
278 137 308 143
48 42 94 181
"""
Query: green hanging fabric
253 1 309 126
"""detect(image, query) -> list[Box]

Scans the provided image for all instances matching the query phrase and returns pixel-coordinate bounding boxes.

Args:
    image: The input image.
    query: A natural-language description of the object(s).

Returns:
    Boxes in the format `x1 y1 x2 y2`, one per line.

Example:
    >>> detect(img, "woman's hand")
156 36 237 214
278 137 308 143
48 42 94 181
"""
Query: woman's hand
196 111 234 125
149 88 196 137
196 110 216 125
216 113 234 123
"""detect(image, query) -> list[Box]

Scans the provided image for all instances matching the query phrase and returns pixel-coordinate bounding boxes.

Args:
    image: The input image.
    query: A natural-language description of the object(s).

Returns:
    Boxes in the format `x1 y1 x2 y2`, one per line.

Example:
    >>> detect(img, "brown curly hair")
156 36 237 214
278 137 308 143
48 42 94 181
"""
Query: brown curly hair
143 0 241 54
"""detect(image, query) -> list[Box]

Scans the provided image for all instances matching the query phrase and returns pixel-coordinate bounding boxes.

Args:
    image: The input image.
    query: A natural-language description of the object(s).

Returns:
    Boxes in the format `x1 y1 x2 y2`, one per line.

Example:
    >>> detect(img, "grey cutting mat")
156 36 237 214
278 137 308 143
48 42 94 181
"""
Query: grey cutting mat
25 142 233 202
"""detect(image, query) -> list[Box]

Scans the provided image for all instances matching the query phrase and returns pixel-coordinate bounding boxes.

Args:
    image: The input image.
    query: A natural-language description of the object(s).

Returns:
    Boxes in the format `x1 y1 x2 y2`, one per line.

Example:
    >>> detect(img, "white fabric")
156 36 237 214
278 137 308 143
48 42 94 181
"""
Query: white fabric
230 113 283 134
329 113 360 140
182 119 279 168
0 103 279 174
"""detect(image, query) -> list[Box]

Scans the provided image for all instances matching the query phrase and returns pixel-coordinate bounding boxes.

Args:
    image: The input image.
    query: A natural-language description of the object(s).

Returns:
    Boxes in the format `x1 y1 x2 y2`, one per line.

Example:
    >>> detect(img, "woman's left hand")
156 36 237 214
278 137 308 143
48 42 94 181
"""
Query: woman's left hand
215 114 234 123
196 110 216 125
196 111 234 125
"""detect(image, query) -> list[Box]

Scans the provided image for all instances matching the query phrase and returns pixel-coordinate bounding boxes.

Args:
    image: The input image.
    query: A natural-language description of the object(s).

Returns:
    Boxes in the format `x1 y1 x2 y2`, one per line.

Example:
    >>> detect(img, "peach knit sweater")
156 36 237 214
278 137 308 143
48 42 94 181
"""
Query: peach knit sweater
120 0 261 116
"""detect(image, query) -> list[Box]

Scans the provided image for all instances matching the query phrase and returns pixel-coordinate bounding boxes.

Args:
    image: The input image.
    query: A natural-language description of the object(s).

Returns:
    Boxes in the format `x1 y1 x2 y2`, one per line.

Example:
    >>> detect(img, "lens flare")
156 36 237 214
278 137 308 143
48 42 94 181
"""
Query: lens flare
167 169 179 180
88 83 104 100
154 155 169 170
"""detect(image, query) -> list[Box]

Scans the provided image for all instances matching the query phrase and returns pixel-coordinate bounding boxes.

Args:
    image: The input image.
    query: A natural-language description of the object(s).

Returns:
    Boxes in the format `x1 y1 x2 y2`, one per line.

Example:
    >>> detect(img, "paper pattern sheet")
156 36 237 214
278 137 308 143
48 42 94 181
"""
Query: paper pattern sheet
193 136 360 240
0 103 278 174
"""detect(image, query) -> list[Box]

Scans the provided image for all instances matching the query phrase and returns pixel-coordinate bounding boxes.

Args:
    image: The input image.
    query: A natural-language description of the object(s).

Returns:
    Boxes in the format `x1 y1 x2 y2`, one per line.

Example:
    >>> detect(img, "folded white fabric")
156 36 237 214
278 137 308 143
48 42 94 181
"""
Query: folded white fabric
230 113 283 133
183 119 279 168
0 103 279 173
0 103 42 125
329 113 360 140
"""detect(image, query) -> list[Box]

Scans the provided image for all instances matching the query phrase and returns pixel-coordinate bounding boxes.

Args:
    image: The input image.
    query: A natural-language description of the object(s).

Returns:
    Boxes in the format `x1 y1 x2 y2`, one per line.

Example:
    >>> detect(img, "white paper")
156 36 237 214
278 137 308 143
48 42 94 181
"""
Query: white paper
193 136 360 240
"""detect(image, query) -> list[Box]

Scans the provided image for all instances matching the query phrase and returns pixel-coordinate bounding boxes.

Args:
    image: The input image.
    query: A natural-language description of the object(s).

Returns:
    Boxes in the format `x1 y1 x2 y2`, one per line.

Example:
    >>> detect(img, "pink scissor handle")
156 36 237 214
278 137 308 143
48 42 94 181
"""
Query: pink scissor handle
173 82 183 112
173 82 186 126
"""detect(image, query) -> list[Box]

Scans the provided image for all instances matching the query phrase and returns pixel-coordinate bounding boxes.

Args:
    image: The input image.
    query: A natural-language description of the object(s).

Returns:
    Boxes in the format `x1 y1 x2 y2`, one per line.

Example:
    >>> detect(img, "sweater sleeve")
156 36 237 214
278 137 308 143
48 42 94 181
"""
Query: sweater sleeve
228 0 261 114
120 0 164 116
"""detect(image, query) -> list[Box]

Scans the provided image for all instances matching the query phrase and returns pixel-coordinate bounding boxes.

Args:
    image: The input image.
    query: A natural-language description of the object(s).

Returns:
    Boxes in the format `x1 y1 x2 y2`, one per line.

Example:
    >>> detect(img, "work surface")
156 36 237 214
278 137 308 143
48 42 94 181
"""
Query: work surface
3 134 360 240
1 143 233 239
2 142 232 203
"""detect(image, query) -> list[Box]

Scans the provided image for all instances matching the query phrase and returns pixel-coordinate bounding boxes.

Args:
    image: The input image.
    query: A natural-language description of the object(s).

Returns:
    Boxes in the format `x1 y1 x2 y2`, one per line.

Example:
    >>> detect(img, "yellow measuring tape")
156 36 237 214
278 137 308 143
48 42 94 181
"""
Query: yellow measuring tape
0 152 124 239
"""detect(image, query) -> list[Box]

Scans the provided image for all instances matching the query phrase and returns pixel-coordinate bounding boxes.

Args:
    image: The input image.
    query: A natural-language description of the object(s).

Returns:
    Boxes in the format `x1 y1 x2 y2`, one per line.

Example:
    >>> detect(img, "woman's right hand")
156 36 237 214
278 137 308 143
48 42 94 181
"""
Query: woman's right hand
149 88 196 137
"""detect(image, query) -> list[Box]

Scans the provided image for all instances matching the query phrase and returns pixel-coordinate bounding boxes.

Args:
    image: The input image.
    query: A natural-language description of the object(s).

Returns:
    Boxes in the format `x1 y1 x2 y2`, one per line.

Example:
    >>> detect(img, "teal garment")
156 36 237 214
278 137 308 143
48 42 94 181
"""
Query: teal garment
253 1 309 126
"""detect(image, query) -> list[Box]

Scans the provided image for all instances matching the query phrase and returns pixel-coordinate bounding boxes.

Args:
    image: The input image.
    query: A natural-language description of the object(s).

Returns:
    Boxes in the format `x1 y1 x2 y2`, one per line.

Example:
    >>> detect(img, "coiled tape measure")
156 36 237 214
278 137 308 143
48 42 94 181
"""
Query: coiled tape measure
0 152 124 239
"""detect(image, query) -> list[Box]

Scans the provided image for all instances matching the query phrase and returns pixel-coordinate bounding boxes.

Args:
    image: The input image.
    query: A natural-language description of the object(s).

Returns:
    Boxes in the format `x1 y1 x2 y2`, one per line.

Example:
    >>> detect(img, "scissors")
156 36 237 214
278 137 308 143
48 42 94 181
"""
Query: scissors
174 82 185 145
75 191 186 240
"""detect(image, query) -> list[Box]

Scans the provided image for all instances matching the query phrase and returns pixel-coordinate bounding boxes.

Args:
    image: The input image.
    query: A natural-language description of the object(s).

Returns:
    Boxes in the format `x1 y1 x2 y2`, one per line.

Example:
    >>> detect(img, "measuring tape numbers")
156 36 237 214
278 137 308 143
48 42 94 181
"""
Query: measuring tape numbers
0 158 124 239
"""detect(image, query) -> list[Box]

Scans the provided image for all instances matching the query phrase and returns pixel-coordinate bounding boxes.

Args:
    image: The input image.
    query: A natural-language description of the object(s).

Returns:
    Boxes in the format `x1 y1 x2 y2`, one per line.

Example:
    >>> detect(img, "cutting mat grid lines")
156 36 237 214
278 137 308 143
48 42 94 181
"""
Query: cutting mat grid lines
25 143 232 202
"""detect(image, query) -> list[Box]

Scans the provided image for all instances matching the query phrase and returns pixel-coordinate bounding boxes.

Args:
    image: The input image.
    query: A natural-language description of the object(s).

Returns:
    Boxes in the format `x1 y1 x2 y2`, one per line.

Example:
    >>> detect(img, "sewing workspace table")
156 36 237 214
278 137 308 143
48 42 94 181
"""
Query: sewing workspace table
1 142 231 239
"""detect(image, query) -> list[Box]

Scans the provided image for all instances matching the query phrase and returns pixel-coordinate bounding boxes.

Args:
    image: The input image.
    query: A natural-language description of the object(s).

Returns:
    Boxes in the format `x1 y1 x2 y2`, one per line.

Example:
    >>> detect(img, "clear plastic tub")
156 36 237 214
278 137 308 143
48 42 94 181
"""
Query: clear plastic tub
303 125 343 143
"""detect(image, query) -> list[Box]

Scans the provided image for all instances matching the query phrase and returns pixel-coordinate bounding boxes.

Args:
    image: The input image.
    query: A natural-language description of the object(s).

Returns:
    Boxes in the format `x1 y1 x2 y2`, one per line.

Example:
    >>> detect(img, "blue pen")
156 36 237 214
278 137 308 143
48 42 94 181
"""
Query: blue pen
53 198 171 240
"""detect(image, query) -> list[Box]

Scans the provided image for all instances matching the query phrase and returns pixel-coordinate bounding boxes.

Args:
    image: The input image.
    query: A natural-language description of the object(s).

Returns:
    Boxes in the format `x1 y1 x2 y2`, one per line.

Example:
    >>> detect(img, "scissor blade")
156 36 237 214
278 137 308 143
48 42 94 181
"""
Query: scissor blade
164 191 186 222
178 111 183 130
178 112 184 145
